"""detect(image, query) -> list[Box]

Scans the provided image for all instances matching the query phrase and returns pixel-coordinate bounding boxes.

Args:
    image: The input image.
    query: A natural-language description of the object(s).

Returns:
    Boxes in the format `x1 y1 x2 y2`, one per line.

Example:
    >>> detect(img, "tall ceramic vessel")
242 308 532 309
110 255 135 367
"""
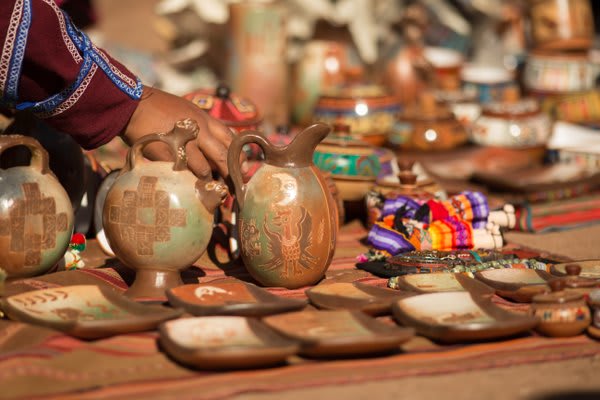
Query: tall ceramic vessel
228 123 338 289
103 120 227 299
0 135 73 278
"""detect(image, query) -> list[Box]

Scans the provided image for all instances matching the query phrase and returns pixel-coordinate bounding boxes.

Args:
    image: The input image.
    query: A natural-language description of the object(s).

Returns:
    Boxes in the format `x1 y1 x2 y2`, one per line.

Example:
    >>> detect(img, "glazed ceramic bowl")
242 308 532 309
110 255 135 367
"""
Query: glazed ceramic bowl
524 51 598 94
471 98 553 147
529 0 595 51
312 85 401 146
423 46 464 91
461 65 516 104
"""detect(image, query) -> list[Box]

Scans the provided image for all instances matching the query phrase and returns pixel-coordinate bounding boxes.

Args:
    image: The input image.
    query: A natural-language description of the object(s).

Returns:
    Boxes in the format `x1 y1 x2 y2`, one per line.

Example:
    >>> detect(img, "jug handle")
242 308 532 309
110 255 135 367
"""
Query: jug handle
0 135 50 174
227 132 274 208
124 119 198 173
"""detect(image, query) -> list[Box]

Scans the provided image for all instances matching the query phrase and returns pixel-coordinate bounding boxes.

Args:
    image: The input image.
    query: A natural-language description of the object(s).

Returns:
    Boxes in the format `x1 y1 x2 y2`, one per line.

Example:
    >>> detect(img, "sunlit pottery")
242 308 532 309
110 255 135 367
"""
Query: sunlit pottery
0 135 74 279
312 85 401 146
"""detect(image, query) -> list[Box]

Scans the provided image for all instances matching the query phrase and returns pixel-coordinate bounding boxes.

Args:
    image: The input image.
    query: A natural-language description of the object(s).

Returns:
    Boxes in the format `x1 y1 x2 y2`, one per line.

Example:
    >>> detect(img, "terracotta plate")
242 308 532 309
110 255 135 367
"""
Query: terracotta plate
392 292 538 343
263 309 414 357
1 285 182 339
305 282 414 315
475 269 553 302
551 260 600 279
166 282 307 317
390 273 495 296
159 316 299 370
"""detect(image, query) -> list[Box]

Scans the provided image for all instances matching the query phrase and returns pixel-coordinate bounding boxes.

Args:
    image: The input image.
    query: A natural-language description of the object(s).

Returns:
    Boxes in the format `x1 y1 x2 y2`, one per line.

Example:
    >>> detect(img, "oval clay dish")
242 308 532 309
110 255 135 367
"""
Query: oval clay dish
166 282 307 317
475 269 553 303
263 309 414 358
305 282 414 316
1 285 182 339
392 292 538 343
158 316 300 370
390 273 495 296
551 260 600 280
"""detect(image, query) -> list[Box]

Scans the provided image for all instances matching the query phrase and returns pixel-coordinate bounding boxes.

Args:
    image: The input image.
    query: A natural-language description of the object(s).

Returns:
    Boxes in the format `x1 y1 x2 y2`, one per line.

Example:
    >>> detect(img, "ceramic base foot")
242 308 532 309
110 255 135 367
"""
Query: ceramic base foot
125 269 184 301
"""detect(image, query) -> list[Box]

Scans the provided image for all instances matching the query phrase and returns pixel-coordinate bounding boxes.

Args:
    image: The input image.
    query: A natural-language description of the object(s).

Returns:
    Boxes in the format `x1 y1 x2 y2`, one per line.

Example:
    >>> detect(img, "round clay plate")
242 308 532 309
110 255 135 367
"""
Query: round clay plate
158 316 300 370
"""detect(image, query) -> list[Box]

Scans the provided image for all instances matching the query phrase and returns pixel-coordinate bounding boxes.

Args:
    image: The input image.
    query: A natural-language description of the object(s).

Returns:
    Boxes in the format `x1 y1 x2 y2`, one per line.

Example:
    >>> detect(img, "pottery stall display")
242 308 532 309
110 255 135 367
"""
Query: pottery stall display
312 84 401 146
529 0 595 51
530 279 591 337
159 317 300 370
103 119 228 299
461 64 516 104
227 123 338 289
471 92 553 148
392 93 468 151
0 135 74 279
524 51 598 95
313 124 386 202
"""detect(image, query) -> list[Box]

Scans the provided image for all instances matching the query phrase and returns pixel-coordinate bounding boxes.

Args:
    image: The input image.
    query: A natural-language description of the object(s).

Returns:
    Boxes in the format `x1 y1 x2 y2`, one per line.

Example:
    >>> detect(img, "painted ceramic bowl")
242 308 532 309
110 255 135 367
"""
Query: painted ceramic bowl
461 65 516 104
471 98 553 147
0 135 74 279
524 51 598 94
312 84 401 146
539 90 600 125
394 94 468 151
313 124 392 201
530 280 591 337
423 46 464 91
529 0 595 51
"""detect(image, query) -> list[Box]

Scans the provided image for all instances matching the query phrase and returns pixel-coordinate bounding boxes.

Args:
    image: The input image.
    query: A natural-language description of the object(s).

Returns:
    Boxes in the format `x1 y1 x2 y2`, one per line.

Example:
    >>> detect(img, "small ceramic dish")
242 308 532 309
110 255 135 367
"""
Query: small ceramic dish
305 282 414 316
475 269 554 303
551 260 600 280
390 273 495 296
1 285 182 339
166 281 307 317
263 309 414 358
392 291 538 342
158 316 299 370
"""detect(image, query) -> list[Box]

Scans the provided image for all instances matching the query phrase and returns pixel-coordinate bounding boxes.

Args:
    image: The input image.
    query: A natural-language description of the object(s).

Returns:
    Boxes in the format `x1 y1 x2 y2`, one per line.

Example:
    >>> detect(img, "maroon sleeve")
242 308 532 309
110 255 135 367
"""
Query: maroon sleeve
0 0 142 149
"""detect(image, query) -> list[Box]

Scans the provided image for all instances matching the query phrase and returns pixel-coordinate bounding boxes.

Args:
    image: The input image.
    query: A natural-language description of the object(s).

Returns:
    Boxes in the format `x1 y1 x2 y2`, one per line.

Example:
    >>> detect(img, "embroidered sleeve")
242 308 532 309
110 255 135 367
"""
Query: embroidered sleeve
0 0 143 149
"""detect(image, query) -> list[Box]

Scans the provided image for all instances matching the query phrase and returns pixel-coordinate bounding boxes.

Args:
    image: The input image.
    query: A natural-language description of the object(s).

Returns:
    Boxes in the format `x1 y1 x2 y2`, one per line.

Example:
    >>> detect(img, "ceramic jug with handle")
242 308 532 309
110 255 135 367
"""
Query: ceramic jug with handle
103 119 228 299
228 123 338 289
0 135 74 278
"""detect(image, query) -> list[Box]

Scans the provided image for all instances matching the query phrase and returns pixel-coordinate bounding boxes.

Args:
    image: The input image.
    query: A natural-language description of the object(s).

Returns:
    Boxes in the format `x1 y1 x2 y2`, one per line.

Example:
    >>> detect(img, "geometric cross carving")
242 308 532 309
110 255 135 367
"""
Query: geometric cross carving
0 182 69 267
108 176 187 256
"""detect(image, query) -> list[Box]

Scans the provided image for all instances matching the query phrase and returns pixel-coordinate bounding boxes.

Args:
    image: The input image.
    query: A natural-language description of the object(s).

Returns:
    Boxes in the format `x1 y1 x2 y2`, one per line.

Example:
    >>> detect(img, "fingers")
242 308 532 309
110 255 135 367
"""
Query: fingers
185 142 213 179
200 116 249 178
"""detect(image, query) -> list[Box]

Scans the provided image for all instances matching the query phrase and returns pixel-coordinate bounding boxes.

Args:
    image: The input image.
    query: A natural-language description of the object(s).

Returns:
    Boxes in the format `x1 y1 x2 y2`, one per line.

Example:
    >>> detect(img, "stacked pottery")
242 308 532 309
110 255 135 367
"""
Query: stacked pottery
471 88 553 148
524 0 600 125
312 84 401 147
393 92 468 151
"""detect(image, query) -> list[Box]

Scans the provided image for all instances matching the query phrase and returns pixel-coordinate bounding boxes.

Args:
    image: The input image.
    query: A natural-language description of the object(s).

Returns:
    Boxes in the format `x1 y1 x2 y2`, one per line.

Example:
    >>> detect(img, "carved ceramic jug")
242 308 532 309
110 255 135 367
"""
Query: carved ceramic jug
228 123 338 289
0 135 74 278
103 119 227 299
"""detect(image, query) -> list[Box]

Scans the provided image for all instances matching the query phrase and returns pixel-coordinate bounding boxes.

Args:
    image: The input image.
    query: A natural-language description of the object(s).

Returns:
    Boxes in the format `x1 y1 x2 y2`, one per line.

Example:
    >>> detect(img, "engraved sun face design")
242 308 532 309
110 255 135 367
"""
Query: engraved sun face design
194 286 232 299
272 173 298 207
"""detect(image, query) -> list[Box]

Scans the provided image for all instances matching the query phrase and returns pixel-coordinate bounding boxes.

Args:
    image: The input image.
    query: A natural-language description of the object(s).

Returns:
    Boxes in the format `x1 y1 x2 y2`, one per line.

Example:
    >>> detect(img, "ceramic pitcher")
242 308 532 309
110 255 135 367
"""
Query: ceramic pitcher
228 123 338 289
103 119 227 299
0 135 74 278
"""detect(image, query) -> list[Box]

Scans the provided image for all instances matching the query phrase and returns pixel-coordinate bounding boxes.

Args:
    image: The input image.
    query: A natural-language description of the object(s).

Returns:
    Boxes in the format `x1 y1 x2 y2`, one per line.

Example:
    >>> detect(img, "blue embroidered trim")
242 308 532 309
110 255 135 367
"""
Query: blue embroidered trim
5 0 31 103
14 10 141 113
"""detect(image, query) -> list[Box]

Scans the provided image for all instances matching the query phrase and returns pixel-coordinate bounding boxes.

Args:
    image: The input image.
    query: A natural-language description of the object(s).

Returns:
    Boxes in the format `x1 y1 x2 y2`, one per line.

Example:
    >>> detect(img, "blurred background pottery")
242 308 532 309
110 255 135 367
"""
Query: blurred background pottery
394 93 468 151
312 84 400 146
524 51 598 94
528 0 595 51
0 135 74 279
461 64 516 104
471 89 553 147
228 123 337 289
103 120 227 299
423 46 464 91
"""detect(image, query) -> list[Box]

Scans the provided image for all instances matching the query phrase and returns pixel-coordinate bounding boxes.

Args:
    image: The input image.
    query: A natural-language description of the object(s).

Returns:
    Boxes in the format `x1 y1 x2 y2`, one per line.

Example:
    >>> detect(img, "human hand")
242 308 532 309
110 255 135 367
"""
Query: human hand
122 85 248 178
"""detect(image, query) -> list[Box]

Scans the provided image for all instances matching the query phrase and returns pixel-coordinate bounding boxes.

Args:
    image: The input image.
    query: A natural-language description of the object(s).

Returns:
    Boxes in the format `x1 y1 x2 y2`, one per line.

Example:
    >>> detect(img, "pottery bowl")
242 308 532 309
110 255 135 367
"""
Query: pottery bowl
524 51 598 94
461 65 516 104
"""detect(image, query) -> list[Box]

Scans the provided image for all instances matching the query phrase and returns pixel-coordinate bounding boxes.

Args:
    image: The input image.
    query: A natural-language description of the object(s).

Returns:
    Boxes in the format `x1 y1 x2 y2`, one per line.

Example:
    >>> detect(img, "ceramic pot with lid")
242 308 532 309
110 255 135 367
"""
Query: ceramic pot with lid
530 278 591 337
0 135 74 278
103 119 228 299
312 84 401 146
471 89 553 147
228 123 338 289
394 93 468 151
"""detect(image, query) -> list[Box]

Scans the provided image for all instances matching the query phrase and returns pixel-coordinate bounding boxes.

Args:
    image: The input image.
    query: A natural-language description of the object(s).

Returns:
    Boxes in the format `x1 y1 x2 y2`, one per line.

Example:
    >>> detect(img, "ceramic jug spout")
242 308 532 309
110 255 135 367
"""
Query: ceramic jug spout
284 123 331 167
197 179 228 213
